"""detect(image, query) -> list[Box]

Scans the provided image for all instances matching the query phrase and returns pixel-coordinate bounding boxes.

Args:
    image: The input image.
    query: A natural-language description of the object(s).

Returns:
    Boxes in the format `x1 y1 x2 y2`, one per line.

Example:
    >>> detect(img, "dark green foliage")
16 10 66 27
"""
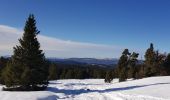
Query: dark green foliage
60 68 67 79
110 43 170 81
116 49 140 82
117 49 130 82
93 69 105 79
145 43 155 65
133 64 144 79
65 70 74 79
104 70 113 83
119 68 127 82
128 52 139 79
154 51 166 75
75 70 85 79
46 62 111 79
144 43 156 77
48 63 57 80
0 57 8 68
144 43 166 77
122 49 131 55
3 15 48 91
0 57 9 84
163 54 170 75
2 62 16 87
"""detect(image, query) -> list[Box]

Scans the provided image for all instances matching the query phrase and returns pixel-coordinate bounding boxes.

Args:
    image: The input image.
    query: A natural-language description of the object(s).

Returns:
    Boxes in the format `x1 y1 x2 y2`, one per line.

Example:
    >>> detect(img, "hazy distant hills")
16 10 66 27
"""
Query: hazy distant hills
2 56 119 66
3 56 142 66
48 58 119 66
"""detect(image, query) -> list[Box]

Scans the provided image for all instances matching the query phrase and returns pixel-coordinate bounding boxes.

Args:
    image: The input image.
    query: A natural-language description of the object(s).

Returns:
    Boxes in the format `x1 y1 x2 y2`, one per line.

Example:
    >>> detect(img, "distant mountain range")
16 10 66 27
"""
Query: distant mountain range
3 56 143 66
2 56 118 66
47 58 119 66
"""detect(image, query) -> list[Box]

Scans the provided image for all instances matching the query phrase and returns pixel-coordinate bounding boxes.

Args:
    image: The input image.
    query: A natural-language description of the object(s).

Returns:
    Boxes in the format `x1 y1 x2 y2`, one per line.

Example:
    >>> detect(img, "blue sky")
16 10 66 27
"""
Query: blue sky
0 0 170 58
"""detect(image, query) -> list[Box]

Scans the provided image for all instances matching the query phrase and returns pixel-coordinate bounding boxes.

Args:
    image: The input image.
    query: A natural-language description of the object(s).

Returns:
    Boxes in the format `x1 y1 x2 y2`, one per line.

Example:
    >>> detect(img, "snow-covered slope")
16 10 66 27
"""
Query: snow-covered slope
0 76 170 100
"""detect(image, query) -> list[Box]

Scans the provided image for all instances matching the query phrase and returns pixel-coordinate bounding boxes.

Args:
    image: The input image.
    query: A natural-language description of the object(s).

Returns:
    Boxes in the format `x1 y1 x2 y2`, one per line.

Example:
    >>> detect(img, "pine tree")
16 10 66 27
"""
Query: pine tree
3 14 48 91
117 49 130 82
0 57 8 84
153 51 166 76
144 43 156 77
104 70 113 83
128 52 139 79
48 63 57 80
164 54 170 75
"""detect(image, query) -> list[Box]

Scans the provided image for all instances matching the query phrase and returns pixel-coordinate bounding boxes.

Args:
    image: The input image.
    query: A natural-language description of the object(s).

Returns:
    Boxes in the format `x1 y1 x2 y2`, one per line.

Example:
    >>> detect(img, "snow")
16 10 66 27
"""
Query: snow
0 76 170 100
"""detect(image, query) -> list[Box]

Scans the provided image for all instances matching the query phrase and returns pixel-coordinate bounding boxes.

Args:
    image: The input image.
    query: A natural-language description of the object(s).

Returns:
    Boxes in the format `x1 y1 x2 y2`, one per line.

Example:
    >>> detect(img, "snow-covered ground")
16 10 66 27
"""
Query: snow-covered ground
0 76 170 100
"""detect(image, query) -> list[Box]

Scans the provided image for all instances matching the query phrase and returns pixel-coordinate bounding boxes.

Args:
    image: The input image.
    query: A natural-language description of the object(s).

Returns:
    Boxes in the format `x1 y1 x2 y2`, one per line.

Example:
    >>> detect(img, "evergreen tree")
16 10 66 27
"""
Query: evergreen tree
144 43 156 77
164 54 170 75
104 70 113 83
3 14 48 91
128 52 139 79
154 51 166 75
117 49 130 82
48 63 57 80
0 57 8 68
135 64 144 79
0 57 9 84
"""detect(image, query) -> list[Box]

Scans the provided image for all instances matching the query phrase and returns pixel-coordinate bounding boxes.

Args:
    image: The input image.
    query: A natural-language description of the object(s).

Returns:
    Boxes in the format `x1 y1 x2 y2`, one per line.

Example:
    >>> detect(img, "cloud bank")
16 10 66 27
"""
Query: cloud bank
0 25 122 58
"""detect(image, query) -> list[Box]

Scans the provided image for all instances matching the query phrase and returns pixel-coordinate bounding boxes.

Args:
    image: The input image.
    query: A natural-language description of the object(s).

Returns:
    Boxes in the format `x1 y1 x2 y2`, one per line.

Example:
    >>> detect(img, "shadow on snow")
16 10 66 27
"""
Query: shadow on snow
45 82 170 99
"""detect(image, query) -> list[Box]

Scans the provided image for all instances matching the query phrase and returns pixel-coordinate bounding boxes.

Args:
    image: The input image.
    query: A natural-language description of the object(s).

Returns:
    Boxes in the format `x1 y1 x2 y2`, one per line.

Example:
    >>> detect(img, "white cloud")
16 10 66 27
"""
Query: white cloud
0 25 122 58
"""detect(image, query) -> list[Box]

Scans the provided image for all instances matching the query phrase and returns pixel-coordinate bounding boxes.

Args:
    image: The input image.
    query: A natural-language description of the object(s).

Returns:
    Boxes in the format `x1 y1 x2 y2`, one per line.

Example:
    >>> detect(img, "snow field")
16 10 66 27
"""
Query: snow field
0 76 170 100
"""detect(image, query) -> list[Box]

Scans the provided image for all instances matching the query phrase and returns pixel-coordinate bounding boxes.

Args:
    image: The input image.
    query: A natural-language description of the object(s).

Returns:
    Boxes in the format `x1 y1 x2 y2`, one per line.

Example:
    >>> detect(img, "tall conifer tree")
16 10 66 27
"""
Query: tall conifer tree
128 52 139 79
104 70 113 83
3 14 48 91
144 43 156 77
117 49 130 82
